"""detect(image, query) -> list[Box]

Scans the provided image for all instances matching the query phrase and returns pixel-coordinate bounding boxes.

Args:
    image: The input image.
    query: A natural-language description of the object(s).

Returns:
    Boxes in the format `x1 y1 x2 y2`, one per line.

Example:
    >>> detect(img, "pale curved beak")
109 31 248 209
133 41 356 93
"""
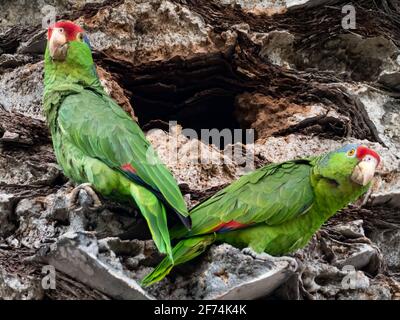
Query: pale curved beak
49 30 68 61
351 157 378 186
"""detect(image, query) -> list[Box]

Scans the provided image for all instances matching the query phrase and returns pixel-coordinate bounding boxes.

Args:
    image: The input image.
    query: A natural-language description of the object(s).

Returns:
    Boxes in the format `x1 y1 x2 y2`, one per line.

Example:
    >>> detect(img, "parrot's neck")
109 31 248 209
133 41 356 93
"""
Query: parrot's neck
284 175 370 251
43 49 105 126
309 154 369 220
311 174 369 221
43 47 104 95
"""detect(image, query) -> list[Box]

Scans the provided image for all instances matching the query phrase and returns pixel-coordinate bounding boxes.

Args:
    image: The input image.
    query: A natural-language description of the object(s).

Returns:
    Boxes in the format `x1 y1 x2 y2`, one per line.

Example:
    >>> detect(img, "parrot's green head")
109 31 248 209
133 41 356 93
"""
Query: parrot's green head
314 143 381 188
44 21 99 87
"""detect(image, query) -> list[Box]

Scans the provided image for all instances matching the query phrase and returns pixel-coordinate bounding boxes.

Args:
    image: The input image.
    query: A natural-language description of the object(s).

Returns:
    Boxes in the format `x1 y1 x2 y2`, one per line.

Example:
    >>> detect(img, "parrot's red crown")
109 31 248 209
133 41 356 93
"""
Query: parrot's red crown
356 145 381 166
47 21 83 41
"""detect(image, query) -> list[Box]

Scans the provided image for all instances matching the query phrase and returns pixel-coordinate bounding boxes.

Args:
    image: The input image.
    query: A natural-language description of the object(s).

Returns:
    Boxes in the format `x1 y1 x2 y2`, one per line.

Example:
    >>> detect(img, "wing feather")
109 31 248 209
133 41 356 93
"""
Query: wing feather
57 89 189 219
180 160 314 237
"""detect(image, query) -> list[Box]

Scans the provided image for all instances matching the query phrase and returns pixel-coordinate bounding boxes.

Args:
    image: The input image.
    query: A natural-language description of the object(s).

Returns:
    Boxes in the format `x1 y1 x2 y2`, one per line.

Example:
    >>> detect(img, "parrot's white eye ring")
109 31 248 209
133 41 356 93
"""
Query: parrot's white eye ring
58 28 64 33
364 155 373 162
347 149 356 157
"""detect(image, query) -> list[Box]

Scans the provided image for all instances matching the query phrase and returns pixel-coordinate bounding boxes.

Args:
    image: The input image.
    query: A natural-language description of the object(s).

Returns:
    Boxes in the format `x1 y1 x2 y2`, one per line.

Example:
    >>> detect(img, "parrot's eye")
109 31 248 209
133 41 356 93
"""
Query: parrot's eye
76 32 84 41
347 149 356 157
364 155 373 162
58 28 64 34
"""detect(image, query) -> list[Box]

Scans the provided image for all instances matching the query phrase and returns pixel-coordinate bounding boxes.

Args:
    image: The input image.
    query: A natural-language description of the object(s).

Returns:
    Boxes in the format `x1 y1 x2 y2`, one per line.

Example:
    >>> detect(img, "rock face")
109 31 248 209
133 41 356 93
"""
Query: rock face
0 62 44 119
0 268 44 300
37 232 152 300
1 0 400 300
77 0 236 66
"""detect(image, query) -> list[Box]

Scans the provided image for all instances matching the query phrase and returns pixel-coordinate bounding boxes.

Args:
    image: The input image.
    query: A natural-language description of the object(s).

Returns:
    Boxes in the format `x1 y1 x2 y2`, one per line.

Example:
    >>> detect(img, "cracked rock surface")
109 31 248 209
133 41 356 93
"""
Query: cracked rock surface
1 0 400 300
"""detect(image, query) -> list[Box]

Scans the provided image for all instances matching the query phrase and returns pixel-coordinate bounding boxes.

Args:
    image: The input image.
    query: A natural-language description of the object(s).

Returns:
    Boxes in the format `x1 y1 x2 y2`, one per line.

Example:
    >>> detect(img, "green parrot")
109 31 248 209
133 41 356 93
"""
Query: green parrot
142 143 381 286
43 21 190 259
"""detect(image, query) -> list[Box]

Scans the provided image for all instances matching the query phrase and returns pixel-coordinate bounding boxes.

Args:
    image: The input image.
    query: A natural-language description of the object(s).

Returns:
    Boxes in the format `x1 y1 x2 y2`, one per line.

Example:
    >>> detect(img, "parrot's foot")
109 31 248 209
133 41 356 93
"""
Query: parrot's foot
69 183 103 210
242 248 298 272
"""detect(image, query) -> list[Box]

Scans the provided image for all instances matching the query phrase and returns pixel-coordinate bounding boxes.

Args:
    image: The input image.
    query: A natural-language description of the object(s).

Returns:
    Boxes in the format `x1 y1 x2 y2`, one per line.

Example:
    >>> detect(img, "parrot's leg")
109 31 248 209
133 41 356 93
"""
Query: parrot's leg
69 183 103 210
242 247 298 272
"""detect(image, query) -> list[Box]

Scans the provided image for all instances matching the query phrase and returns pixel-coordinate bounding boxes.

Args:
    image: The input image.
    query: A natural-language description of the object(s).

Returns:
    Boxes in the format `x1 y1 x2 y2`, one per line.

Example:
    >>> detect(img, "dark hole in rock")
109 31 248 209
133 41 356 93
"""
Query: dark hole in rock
101 56 253 149
133 91 250 148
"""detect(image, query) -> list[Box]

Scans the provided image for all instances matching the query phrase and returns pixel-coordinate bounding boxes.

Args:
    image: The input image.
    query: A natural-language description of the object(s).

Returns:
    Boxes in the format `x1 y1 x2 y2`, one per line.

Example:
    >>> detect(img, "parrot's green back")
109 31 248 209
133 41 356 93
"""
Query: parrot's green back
43 35 189 259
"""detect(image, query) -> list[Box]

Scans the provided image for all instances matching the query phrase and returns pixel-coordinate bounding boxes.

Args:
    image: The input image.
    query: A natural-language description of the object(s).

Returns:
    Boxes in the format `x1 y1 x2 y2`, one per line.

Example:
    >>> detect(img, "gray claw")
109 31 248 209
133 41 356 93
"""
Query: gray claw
69 183 103 210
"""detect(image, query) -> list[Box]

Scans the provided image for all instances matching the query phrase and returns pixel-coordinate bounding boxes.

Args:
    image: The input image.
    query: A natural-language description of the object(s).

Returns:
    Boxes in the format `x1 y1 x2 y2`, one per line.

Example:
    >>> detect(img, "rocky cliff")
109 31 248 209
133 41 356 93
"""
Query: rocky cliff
0 0 399 300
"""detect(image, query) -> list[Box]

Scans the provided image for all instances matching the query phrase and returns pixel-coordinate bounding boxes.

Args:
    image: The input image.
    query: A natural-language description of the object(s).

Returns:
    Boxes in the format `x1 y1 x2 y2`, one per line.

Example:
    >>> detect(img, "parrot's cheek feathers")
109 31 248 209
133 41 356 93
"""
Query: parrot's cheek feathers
351 161 377 186
50 43 69 61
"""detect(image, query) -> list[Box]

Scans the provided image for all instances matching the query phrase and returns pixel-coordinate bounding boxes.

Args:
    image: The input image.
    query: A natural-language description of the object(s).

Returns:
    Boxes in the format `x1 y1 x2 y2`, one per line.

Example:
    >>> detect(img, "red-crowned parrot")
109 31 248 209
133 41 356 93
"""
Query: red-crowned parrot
142 144 380 286
43 21 190 259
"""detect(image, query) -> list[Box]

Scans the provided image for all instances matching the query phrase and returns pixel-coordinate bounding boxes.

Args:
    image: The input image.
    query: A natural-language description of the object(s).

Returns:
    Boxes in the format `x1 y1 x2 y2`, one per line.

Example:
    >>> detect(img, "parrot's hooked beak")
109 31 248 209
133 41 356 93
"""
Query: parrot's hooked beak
351 152 379 186
49 28 69 61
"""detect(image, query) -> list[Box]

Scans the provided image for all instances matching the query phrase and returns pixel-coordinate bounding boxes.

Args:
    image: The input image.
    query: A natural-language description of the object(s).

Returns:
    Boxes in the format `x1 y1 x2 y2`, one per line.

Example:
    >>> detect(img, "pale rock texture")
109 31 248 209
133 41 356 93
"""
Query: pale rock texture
77 0 237 65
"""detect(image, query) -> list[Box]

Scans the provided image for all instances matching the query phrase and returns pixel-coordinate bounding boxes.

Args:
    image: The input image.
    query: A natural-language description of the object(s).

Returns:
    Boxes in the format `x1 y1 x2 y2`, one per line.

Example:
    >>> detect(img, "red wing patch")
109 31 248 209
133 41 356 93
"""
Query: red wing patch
212 220 250 233
121 163 137 174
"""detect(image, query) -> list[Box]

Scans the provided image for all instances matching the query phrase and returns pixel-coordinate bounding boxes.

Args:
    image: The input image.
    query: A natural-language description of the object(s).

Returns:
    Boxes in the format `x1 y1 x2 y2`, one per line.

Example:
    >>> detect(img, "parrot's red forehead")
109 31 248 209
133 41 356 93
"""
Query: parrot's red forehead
47 21 84 41
356 145 381 165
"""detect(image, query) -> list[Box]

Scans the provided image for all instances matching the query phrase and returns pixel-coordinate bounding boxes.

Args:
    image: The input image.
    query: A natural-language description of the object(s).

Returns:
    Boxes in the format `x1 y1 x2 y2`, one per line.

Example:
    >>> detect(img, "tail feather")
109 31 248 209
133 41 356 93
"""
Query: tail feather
141 234 216 287
129 184 173 261
120 167 192 230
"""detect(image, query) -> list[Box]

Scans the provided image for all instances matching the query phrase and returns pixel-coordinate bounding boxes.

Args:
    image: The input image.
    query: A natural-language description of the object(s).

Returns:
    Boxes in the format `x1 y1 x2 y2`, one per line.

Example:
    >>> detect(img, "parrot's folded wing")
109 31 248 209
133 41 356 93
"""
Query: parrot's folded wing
179 160 315 237
57 88 190 225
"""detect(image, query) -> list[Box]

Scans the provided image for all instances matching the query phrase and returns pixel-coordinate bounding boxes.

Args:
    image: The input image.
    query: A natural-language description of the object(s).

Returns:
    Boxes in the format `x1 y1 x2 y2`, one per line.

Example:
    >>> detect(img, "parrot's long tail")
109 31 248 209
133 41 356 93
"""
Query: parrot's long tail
129 184 173 261
141 234 216 287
